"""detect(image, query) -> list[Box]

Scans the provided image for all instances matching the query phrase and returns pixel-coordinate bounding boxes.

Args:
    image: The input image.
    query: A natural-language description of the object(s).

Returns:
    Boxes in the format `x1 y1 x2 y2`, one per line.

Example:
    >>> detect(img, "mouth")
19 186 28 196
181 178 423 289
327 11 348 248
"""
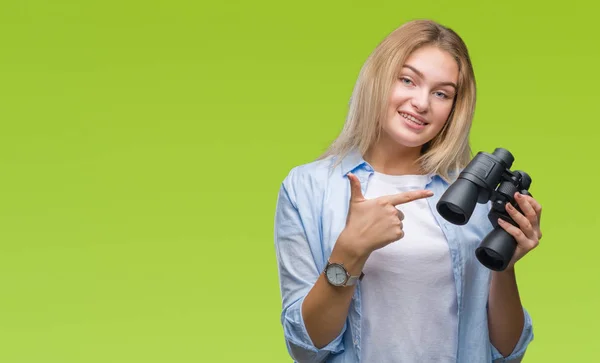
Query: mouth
398 111 428 127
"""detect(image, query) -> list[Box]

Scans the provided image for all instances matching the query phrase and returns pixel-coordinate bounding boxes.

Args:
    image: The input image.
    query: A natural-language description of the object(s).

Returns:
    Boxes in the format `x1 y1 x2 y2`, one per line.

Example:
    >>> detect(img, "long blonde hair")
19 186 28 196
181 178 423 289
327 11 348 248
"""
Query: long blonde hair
318 19 477 182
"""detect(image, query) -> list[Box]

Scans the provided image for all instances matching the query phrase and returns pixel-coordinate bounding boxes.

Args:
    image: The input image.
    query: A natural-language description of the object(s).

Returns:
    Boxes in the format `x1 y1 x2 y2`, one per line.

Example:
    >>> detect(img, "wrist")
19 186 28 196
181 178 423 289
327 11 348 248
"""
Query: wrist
338 228 372 258
491 266 517 286
330 230 370 276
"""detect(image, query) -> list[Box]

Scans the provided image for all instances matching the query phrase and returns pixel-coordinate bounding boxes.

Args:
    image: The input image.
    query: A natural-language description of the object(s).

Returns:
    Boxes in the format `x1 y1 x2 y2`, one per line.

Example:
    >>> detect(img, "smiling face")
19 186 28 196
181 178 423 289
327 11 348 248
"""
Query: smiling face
382 45 460 149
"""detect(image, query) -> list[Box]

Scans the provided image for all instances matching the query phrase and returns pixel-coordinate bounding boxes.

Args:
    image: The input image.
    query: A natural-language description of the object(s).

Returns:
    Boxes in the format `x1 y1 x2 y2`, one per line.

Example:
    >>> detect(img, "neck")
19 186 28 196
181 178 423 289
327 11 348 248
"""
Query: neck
363 136 425 176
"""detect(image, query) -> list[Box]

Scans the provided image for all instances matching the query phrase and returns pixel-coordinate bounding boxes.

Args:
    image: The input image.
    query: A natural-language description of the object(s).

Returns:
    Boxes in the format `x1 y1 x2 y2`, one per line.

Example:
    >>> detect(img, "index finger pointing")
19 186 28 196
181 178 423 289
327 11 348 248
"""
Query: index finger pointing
386 190 434 206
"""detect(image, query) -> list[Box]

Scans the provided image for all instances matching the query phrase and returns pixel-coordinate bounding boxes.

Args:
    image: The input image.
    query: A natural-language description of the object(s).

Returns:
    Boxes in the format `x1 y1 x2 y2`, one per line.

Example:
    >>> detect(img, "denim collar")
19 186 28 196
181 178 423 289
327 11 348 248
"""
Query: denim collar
339 148 371 175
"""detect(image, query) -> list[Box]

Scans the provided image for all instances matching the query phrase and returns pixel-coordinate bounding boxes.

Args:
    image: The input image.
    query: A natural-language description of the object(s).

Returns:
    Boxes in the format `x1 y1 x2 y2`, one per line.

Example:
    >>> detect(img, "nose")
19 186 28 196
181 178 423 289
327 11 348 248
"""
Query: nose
410 90 429 113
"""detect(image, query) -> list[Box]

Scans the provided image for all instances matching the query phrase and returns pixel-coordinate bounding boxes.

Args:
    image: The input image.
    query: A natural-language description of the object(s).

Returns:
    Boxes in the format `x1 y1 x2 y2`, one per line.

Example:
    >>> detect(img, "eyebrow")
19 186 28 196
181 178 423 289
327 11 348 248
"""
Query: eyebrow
402 64 457 90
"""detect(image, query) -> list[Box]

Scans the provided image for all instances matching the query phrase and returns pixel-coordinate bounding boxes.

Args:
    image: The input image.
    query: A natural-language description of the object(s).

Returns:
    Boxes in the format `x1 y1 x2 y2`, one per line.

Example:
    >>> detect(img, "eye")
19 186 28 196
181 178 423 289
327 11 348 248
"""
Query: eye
400 77 413 86
434 91 449 99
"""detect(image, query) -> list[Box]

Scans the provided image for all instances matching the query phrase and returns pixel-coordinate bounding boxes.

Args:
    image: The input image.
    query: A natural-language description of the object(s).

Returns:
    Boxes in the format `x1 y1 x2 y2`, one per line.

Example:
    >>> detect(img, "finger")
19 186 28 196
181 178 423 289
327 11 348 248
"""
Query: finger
515 193 539 228
524 195 543 239
525 195 542 220
396 208 405 221
347 173 364 202
498 218 539 251
387 190 434 206
505 203 535 239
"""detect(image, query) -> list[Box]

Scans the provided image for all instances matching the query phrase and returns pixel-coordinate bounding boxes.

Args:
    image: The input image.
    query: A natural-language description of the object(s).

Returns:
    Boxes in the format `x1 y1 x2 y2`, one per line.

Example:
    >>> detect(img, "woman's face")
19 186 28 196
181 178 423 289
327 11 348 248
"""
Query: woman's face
382 45 459 149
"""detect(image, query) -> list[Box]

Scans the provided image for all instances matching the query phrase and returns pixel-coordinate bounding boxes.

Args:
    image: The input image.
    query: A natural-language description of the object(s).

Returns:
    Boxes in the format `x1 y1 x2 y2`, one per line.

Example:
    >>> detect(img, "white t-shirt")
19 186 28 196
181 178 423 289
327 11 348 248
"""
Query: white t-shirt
360 172 458 362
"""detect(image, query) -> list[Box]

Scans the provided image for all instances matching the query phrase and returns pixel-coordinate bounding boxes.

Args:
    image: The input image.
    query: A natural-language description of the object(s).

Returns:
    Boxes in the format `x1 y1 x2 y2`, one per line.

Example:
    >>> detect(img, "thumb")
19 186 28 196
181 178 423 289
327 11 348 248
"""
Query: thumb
347 173 364 202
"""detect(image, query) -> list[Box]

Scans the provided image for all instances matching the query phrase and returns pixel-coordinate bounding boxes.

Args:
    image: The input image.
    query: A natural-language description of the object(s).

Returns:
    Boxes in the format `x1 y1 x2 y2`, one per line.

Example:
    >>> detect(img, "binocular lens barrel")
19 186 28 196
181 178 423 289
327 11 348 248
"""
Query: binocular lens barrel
475 228 518 271
436 179 479 225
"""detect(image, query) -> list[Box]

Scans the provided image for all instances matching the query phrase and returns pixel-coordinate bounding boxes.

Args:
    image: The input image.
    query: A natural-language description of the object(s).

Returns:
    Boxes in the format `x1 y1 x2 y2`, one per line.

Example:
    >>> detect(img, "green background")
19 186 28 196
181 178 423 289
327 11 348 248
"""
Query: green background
0 0 597 361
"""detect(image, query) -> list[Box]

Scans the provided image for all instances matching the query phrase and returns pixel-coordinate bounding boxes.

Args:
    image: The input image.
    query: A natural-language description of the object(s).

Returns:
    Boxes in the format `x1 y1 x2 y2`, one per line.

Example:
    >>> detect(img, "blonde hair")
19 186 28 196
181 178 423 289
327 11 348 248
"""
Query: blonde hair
318 19 476 182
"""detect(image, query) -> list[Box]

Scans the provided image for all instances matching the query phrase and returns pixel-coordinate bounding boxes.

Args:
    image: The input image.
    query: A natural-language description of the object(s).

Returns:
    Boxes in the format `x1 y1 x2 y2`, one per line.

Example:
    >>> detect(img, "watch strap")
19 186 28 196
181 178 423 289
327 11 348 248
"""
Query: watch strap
345 271 365 286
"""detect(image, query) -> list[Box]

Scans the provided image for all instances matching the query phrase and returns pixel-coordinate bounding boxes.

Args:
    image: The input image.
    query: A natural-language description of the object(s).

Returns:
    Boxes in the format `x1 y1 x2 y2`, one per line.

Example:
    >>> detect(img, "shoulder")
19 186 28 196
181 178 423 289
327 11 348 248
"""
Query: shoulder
281 155 339 205
282 155 339 186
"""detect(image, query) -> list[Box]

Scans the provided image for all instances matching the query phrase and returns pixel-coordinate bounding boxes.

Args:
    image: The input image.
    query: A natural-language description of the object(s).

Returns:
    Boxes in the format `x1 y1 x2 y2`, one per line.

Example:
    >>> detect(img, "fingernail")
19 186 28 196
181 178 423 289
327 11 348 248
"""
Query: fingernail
506 203 514 210
498 218 505 224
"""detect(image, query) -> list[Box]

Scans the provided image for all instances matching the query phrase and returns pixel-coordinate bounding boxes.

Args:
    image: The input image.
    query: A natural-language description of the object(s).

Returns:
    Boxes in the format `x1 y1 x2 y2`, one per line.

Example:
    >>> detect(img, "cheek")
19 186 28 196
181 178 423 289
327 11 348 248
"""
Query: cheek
389 85 408 105
431 102 454 125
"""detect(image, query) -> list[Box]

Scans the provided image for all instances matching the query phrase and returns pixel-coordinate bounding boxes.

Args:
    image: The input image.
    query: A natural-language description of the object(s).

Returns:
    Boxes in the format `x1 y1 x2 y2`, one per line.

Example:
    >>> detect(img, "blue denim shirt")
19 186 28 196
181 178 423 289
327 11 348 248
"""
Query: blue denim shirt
274 148 534 363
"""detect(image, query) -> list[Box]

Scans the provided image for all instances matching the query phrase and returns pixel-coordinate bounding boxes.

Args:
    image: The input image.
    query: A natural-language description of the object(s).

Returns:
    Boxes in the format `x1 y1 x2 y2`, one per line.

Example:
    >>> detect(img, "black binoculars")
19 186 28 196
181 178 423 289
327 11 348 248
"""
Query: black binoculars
436 148 532 271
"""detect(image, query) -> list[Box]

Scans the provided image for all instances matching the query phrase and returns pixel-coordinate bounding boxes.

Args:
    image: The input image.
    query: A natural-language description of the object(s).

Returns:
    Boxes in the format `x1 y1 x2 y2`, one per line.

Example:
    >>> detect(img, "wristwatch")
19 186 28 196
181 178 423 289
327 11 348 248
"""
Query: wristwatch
323 260 365 287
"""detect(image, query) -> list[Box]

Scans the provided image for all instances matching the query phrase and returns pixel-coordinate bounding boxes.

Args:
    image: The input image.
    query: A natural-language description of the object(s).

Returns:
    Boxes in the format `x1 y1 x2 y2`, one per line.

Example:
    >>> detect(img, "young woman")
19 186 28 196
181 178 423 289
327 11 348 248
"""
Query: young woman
273 19 541 363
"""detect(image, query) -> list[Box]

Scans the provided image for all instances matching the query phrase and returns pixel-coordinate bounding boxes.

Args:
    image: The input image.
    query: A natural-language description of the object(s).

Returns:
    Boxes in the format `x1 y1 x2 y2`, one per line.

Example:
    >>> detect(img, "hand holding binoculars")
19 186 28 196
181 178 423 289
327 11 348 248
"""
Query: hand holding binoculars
436 148 532 271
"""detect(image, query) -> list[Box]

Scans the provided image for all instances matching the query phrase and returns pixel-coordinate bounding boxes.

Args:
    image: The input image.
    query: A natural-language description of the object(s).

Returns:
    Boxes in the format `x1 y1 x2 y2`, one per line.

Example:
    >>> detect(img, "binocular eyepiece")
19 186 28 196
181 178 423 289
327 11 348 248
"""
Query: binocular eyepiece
436 148 532 271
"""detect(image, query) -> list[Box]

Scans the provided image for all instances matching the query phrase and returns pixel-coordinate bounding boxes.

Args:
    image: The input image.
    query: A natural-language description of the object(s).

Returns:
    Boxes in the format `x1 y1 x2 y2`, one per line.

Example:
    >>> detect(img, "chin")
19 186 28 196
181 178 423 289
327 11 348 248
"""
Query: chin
386 130 432 149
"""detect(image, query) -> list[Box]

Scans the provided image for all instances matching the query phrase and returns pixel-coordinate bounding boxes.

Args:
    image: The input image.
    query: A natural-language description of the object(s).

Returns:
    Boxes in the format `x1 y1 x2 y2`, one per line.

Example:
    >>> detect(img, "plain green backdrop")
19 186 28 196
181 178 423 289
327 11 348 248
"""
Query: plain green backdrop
0 0 598 362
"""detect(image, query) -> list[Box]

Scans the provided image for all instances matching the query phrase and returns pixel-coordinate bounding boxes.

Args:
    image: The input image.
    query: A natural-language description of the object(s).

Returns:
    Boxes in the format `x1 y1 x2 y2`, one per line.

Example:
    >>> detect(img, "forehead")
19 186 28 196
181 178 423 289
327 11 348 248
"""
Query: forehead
403 46 459 82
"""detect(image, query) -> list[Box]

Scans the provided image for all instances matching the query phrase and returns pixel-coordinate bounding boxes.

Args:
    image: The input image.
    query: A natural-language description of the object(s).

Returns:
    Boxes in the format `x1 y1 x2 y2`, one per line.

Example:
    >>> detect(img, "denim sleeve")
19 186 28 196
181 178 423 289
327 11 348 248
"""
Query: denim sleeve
491 307 534 362
274 174 346 363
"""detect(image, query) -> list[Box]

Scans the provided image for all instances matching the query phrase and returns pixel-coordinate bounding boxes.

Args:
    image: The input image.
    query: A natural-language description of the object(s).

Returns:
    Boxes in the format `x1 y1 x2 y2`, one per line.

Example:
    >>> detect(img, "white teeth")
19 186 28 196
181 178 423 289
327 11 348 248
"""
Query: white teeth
399 112 425 125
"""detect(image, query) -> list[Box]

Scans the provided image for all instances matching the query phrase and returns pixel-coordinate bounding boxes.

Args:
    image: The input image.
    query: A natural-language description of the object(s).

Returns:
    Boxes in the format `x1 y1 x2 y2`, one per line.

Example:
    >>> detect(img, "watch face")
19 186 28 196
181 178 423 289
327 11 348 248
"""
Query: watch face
326 264 347 286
